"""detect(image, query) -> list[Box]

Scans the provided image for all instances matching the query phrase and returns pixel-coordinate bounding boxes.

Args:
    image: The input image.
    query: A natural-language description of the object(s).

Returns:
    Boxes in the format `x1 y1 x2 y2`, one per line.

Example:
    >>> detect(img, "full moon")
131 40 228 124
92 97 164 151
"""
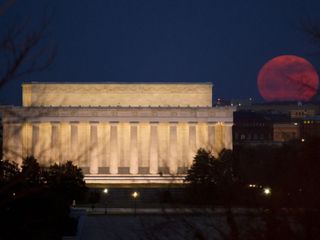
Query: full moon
257 55 319 102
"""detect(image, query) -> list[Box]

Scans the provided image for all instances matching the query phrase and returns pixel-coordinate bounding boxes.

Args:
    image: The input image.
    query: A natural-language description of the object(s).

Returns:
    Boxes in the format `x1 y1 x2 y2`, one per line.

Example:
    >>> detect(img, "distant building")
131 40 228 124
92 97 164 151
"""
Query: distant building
273 123 300 142
233 110 302 145
233 111 274 145
300 116 320 139
237 102 319 116
233 101 320 145
290 108 317 119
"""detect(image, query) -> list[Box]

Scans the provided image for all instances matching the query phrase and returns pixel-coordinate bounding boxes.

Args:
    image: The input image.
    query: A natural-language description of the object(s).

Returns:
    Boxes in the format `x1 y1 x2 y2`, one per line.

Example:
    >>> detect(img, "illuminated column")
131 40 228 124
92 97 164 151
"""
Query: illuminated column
22 122 32 158
2 123 10 160
2 123 22 163
60 123 71 163
70 121 79 163
149 122 158 174
223 123 233 150
51 121 60 163
208 122 216 153
130 122 138 174
32 122 40 159
214 123 223 154
40 123 51 165
110 122 119 174
89 121 99 174
12 123 23 166
169 122 178 174
188 122 197 167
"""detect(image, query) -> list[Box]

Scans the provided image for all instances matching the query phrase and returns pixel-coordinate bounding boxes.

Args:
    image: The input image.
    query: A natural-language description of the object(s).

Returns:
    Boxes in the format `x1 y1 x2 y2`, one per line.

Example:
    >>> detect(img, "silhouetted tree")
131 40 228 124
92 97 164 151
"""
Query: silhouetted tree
45 161 87 203
0 159 19 185
0 157 86 239
185 148 237 205
21 155 45 187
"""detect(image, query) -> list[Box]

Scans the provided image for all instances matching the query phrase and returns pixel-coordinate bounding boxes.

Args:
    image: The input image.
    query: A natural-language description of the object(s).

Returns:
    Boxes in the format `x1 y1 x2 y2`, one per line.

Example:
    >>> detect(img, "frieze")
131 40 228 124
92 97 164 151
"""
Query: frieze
1 106 236 122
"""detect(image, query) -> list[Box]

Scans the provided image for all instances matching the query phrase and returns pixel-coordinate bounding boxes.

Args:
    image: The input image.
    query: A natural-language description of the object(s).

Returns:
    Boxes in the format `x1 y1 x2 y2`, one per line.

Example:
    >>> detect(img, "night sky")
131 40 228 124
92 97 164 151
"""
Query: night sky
1 0 320 105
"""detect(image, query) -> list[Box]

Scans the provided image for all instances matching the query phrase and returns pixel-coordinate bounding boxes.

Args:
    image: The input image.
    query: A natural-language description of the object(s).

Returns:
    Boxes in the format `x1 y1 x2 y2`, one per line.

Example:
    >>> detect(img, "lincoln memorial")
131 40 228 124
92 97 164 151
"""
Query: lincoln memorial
1 82 235 184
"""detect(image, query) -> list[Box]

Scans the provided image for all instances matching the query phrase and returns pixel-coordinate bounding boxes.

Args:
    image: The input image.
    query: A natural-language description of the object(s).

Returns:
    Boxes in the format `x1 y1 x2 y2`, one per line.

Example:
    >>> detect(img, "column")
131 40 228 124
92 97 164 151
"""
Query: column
89 121 99 174
2 123 21 162
50 121 60 163
188 122 197 167
32 122 40 159
40 123 51 165
12 123 23 166
208 122 216 154
214 122 223 154
130 122 138 174
109 122 119 174
149 122 159 174
223 123 233 150
169 122 178 174
2 123 8 160
22 122 32 158
70 121 79 163
2 123 12 161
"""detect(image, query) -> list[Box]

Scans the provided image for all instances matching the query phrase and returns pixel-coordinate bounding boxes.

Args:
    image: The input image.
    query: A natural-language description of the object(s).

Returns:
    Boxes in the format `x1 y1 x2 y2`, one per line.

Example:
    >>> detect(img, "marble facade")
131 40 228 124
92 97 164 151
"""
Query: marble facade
2 83 235 184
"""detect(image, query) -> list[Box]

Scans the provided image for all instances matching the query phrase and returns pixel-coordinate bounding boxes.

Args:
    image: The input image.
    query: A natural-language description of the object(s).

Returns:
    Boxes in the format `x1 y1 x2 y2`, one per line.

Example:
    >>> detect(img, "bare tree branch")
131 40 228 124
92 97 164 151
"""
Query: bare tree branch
0 15 56 88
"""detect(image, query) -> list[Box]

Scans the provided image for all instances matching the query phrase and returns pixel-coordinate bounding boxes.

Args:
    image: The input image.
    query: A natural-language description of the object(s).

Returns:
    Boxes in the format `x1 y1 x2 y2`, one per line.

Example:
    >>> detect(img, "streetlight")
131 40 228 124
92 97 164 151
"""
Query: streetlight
103 188 108 215
132 191 139 216
263 187 271 196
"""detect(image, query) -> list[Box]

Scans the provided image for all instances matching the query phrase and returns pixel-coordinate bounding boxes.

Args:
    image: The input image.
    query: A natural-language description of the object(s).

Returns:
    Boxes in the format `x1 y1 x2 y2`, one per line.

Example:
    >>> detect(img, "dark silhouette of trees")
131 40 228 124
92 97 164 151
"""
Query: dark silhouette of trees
185 148 238 205
0 159 19 185
276 138 320 208
182 141 320 239
185 148 218 203
0 156 86 240
21 155 45 186
45 161 87 203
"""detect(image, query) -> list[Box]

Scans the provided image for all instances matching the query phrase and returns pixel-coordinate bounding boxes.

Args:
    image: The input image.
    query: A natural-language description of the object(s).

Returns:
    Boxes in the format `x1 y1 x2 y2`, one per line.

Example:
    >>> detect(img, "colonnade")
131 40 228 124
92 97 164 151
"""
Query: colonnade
3 121 233 175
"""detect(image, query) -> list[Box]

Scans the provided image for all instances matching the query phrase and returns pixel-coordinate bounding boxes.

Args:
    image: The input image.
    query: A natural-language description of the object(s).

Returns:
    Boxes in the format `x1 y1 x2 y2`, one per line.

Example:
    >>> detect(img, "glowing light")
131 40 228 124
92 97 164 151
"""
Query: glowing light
132 191 139 199
263 187 271 196
301 138 305 142
103 188 108 194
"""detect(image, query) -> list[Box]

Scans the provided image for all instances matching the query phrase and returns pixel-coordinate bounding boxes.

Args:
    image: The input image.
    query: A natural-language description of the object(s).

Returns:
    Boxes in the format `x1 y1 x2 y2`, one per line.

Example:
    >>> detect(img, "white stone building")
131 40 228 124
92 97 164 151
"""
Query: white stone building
1 82 235 184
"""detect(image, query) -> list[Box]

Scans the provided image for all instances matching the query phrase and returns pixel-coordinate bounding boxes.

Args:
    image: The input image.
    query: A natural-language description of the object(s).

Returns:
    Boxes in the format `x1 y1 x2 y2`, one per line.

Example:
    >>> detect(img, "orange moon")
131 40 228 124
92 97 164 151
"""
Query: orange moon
257 55 319 101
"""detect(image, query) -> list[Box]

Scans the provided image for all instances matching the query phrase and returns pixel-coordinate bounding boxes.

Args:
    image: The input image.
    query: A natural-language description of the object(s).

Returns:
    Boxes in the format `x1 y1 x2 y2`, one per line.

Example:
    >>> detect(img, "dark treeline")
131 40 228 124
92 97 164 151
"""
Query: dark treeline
184 138 320 239
185 137 320 207
234 137 320 208
0 156 87 240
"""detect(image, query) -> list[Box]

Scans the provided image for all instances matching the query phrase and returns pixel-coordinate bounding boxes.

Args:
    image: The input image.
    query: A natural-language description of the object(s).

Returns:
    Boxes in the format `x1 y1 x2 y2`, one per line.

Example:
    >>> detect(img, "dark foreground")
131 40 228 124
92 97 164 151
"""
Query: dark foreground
73 207 320 240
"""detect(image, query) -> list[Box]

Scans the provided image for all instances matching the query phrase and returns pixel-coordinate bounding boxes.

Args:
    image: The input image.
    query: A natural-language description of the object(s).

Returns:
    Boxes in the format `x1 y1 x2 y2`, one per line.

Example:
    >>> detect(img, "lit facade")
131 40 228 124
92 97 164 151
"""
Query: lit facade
2 83 235 184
